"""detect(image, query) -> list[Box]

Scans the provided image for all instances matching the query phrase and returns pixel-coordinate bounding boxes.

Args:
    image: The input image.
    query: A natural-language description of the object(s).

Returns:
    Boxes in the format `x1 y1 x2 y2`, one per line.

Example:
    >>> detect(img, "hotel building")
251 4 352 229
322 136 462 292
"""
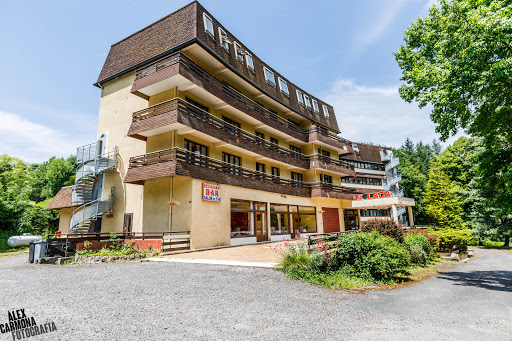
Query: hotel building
47 1 415 249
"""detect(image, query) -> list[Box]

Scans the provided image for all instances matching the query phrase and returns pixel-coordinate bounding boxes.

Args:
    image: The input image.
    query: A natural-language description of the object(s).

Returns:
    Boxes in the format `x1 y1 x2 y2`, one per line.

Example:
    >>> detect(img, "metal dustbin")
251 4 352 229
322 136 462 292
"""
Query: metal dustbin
28 240 47 263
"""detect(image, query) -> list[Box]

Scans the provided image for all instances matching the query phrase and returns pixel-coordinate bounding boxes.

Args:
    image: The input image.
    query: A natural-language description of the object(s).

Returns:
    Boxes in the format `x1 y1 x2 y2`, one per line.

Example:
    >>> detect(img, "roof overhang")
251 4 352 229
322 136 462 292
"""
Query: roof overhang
351 196 415 209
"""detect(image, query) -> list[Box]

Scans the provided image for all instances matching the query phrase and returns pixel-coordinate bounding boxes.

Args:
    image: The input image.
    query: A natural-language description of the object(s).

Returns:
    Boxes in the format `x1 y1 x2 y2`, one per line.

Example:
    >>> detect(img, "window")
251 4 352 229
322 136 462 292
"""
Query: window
256 162 265 173
322 105 330 118
231 200 267 240
184 139 208 167
271 167 280 177
320 174 332 184
304 94 312 108
278 77 289 96
203 13 214 37
290 145 301 154
234 42 244 62
296 90 304 105
186 97 209 112
291 172 303 182
270 204 317 235
312 99 320 113
123 214 133 233
245 54 254 70
218 27 229 51
223 152 241 175
184 139 208 156
341 177 383 186
361 209 390 217
270 137 279 145
319 149 331 157
256 131 265 139
222 116 241 128
263 67 276 87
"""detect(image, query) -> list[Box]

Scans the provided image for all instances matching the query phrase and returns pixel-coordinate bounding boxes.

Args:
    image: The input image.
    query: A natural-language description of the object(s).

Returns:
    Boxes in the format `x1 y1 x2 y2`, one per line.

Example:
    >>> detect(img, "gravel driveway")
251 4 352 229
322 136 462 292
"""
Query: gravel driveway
0 248 510 340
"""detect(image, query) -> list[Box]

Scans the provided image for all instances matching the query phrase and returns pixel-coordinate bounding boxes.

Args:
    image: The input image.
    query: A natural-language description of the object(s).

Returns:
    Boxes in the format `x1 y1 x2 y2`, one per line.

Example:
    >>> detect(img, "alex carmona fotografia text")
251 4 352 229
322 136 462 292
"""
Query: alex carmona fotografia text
0 309 57 340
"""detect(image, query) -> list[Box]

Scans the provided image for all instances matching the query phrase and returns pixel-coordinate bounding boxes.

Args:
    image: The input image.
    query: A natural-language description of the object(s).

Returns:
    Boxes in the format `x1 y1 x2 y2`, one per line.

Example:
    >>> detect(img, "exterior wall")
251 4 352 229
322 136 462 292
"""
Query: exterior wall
142 177 348 249
97 72 148 233
58 207 74 234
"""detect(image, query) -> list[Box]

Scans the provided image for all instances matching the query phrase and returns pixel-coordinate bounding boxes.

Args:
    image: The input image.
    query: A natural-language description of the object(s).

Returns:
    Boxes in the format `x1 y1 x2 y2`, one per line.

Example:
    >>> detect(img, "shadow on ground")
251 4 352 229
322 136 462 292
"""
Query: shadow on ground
437 270 512 292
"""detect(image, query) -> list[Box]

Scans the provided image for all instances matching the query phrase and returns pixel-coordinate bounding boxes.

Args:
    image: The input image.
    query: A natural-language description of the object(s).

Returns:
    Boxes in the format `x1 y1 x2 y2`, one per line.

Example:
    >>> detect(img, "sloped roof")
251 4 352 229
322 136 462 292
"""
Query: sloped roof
45 186 75 210
343 143 391 164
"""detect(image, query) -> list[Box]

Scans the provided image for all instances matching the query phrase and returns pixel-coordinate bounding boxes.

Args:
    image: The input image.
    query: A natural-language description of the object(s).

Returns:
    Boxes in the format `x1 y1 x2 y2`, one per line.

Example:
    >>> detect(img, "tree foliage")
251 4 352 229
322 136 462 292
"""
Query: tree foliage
395 0 512 144
0 154 76 235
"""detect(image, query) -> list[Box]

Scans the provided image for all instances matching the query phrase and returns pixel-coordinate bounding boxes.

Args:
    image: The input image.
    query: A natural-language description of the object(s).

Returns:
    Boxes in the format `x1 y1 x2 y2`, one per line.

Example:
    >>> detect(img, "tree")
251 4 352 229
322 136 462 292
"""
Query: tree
424 160 467 229
393 139 440 224
28 156 76 202
395 0 512 144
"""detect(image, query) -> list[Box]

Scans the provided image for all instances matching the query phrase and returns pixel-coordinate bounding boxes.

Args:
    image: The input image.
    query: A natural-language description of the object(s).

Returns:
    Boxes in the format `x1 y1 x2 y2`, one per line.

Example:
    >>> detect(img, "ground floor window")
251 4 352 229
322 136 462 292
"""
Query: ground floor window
360 209 390 217
270 204 316 235
231 200 267 241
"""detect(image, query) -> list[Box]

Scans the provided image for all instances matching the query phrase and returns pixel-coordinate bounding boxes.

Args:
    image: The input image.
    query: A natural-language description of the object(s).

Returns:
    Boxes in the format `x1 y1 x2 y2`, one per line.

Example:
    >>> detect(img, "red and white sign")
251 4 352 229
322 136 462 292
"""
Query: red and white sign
203 183 221 202
352 191 392 201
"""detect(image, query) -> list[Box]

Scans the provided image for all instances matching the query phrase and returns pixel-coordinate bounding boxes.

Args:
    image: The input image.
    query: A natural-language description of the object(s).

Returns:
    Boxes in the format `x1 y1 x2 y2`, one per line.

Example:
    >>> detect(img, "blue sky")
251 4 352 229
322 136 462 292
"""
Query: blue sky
0 0 454 163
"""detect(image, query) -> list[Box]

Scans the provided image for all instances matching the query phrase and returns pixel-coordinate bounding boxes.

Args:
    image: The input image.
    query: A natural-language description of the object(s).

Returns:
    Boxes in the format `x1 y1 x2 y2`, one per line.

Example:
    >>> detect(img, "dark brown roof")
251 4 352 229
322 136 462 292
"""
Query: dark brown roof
343 143 391 164
97 2 198 83
45 186 75 210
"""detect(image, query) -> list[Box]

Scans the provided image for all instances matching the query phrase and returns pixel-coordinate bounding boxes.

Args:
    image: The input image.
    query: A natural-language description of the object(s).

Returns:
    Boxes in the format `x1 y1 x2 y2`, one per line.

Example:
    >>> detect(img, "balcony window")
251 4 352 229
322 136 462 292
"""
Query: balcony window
234 42 244 62
270 137 279 145
263 67 276 87
186 97 209 112
278 77 289 96
296 90 304 106
312 99 320 113
256 162 265 173
223 152 241 175
290 145 301 154
304 94 312 108
256 131 265 139
322 105 330 118
320 174 332 184
245 54 254 70
203 13 214 37
271 166 280 177
218 27 229 51
291 172 303 182
184 139 208 156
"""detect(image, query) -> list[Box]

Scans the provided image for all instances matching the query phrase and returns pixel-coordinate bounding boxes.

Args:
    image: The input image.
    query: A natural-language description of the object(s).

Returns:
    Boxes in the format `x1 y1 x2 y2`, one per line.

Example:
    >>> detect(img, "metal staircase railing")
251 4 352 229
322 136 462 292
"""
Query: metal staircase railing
383 174 402 190
70 188 115 234
70 142 118 234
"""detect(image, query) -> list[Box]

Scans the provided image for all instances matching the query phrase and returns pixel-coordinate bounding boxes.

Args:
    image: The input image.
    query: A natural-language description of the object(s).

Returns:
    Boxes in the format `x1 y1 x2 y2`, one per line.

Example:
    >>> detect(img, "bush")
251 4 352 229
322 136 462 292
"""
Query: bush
333 232 410 282
403 233 435 265
428 228 472 252
361 218 403 243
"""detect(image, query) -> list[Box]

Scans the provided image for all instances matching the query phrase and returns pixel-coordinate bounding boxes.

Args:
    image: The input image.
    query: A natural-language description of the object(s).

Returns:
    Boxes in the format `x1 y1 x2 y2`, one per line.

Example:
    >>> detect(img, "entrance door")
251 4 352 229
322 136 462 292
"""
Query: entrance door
292 214 301 239
254 212 267 242
344 209 359 230
322 208 340 233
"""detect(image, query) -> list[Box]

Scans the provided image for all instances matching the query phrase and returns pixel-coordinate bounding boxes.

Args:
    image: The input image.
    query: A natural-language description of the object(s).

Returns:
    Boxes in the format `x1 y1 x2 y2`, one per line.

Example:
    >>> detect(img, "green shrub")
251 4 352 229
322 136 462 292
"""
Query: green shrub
361 218 403 243
333 232 410 282
428 228 472 252
403 233 435 265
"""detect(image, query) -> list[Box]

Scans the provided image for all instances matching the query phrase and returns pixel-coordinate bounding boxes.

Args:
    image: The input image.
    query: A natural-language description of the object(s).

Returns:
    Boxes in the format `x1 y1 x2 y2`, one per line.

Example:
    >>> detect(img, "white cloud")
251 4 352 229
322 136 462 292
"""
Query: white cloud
0 112 92 163
323 79 464 149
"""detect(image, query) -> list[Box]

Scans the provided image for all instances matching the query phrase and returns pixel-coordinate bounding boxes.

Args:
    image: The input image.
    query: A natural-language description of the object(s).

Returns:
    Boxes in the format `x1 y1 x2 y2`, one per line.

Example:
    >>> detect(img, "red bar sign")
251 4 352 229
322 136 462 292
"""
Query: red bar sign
352 191 392 201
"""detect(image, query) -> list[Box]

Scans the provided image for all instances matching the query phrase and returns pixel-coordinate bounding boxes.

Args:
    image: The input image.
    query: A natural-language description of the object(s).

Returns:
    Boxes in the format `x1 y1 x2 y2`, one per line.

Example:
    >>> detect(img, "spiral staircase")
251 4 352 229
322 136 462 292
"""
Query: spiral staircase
70 142 118 234
380 150 407 222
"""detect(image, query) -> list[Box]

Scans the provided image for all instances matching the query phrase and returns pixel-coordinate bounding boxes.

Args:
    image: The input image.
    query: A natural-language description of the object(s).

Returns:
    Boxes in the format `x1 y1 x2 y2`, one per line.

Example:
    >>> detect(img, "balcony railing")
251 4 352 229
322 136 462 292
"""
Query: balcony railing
133 52 352 148
128 148 357 196
131 98 354 171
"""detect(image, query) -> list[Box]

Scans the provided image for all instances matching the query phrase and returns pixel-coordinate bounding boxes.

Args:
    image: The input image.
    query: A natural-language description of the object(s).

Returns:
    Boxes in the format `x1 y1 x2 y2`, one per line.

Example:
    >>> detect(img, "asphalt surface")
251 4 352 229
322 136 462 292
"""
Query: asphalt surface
0 248 510 340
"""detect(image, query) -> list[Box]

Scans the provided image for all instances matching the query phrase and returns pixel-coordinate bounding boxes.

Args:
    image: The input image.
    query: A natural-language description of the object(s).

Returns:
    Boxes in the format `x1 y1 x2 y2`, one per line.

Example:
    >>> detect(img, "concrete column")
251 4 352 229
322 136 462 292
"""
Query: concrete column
391 204 399 224
407 206 414 227
339 208 345 232
357 209 362 229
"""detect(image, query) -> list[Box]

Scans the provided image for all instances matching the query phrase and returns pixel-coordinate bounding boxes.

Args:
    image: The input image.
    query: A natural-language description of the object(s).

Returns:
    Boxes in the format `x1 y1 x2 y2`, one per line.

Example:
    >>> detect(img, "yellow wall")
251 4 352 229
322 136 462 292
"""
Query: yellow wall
97 72 148 233
58 207 74 234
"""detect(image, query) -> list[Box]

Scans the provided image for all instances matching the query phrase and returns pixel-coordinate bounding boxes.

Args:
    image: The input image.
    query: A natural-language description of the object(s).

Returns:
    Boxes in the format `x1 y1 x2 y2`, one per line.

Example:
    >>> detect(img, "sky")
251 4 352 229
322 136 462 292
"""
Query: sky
0 0 457 163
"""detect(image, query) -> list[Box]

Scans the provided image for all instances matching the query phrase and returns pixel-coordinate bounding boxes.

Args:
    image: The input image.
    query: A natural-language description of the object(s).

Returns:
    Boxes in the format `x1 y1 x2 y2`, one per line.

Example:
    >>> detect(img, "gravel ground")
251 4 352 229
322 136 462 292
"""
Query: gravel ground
0 248 511 340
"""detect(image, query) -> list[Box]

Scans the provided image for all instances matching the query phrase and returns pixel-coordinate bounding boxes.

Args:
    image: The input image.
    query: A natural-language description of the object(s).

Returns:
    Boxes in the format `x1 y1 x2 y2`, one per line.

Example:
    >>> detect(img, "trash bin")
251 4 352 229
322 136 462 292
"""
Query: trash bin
28 240 47 263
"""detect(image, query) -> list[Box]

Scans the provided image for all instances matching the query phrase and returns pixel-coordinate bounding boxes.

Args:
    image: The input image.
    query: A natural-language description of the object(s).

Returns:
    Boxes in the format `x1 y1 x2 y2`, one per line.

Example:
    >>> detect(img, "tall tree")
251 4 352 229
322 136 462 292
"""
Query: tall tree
424 160 467 229
395 0 512 144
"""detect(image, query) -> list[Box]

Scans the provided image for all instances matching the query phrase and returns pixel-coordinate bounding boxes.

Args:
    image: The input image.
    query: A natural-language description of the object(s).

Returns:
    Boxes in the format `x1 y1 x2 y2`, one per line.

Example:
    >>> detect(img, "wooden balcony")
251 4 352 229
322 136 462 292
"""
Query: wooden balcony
131 52 353 152
128 98 355 174
124 148 357 200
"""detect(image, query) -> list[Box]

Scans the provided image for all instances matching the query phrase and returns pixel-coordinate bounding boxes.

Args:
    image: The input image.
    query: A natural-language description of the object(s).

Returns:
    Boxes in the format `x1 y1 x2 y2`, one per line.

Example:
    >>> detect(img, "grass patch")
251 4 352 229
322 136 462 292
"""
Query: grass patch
469 240 512 250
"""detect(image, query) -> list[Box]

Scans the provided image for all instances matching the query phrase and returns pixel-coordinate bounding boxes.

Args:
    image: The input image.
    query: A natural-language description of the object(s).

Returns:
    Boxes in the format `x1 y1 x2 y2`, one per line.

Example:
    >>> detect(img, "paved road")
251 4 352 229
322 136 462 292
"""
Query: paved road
0 248 510 340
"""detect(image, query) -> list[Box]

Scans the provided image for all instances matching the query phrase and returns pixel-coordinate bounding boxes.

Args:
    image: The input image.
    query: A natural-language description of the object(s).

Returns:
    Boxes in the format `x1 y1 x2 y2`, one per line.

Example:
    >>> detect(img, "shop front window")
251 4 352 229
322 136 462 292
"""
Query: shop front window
231 200 267 241
270 204 316 236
